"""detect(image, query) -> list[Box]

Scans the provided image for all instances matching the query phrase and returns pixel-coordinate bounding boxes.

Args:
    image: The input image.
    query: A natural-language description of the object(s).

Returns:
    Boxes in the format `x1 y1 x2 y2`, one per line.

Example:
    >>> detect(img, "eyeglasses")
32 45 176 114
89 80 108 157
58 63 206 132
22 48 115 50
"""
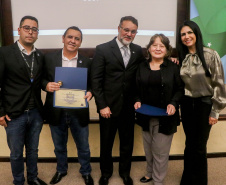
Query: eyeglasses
20 26 39 33
120 26 137 35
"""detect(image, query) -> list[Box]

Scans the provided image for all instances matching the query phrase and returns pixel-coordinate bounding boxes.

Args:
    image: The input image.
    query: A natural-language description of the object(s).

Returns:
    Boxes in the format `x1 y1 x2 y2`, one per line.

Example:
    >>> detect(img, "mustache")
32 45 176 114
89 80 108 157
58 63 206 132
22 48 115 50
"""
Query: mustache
124 36 132 39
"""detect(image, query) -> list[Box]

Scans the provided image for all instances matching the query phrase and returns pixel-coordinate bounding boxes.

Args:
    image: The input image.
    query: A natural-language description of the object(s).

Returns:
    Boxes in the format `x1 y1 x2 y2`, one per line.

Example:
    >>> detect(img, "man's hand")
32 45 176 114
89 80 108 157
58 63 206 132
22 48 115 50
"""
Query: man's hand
134 102 141 109
0 115 11 127
46 82 60 92
84 91 92 102
209 117 218 125
166 104 176 115
170 57 179 65
100 107 112 119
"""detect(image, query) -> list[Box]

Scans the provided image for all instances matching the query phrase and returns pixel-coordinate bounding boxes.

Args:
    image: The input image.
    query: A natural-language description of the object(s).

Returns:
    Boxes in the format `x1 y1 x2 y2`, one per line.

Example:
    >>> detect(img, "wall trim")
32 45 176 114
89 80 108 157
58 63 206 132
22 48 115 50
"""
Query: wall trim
0 153 225 163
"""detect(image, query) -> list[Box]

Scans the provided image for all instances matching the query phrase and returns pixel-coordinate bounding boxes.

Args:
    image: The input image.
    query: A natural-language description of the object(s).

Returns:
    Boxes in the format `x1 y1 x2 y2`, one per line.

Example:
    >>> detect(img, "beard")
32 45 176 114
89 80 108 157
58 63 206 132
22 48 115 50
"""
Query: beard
119 36 133 46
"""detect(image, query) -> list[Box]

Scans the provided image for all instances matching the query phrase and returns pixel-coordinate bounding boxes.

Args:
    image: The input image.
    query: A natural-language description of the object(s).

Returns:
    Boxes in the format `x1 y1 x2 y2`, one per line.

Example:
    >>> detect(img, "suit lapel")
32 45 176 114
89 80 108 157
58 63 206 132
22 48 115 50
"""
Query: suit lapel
77 54 83 67
35 49 42 67
110 38 139 69
33 49 42 78
55 50 63 67
12 43 31 80
110 39 125 68
126 43 136 68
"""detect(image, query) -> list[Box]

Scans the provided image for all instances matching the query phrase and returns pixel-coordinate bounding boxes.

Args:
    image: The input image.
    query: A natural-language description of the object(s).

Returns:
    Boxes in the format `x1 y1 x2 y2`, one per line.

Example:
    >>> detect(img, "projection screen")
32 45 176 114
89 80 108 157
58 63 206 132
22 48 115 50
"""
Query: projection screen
11 0 177 49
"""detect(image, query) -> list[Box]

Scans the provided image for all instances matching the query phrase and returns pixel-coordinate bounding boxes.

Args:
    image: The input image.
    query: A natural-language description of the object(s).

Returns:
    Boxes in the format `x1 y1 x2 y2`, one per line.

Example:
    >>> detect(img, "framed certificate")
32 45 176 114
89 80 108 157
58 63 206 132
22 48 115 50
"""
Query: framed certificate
54 67 88 108
55 89 86 108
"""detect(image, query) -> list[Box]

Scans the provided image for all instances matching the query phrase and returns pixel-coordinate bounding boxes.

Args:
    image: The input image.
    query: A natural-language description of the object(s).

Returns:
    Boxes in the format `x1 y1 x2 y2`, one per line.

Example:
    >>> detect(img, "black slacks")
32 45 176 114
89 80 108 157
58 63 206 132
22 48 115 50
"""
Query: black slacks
180 96 212 185
99 104 135 178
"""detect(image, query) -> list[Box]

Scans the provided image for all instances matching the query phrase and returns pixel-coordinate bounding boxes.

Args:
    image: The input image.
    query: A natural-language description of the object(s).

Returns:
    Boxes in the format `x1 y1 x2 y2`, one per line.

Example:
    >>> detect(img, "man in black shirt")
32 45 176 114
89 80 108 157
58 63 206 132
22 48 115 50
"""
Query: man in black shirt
0 16 46 185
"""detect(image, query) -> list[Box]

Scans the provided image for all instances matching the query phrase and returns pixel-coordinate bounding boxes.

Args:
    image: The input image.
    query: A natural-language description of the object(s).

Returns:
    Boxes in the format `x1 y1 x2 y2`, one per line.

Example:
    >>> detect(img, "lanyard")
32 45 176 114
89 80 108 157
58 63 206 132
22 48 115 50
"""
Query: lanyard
21 52 34 82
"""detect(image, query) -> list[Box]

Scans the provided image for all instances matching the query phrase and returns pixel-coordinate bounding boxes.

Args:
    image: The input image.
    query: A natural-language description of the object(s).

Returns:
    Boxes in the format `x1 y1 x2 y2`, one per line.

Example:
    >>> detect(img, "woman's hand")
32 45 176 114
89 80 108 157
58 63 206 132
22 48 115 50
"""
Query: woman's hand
209 117 218 125
134 102 141 109
167 104 176 115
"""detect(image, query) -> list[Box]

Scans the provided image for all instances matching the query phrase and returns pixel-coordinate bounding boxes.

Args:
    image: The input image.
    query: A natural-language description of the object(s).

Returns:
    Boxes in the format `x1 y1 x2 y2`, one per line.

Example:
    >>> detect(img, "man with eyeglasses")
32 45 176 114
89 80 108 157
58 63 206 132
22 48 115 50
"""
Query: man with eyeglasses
91 16 145 185
0 16 47 185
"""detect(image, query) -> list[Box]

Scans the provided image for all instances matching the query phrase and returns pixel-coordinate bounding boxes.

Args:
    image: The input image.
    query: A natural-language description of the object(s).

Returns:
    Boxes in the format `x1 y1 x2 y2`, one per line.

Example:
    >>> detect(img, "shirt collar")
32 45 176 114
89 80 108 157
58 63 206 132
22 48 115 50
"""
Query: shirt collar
17 40 36 55
62 49 78 61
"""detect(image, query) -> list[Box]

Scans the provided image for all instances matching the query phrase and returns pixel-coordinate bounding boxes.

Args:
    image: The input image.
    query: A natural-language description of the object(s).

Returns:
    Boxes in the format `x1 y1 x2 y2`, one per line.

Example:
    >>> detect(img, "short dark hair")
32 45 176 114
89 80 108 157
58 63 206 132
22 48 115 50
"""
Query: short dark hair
146 34 172 60
119 16 138 27
63 26 83 41
176 20 210 77
19 15 39 28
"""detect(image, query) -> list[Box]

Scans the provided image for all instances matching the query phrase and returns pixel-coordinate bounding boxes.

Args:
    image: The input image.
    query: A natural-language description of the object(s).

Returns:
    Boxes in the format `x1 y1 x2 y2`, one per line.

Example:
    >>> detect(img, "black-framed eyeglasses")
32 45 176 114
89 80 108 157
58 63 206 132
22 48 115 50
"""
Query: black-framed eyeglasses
20 26 39 33
120 26 138 35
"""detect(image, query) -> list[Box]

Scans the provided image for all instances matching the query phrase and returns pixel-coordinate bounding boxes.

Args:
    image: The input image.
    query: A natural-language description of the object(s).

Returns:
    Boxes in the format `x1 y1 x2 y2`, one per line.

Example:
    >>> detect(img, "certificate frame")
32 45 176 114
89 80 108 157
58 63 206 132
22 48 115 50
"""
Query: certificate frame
53 67 88 109
135 104 168 116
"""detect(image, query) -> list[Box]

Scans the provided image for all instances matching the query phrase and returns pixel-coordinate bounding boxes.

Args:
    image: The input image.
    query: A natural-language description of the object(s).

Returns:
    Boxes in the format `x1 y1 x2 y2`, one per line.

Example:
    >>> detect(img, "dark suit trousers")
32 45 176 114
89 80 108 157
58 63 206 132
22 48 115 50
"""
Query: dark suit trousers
180 96 212 185
99 104 135 177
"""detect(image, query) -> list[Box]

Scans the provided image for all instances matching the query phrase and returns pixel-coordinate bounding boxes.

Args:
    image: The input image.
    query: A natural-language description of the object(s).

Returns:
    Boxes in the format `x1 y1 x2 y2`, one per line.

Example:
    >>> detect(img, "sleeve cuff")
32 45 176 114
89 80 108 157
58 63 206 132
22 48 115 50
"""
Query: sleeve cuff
209 111 219 119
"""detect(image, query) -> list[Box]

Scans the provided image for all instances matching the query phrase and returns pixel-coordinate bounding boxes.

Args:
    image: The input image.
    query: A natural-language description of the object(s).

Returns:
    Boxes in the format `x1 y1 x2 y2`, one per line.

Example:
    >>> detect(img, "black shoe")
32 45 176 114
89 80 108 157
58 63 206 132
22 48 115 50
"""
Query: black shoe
120 176 133 185
140 176 153 183
50 171 67 184
28 177 47 185
99 176 109 185
82 174 94 185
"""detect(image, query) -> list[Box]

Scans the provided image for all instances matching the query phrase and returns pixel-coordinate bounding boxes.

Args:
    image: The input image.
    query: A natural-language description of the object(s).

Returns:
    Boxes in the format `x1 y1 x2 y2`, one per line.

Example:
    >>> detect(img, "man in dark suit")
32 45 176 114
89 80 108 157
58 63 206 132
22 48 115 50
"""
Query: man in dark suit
91 16 145 185
42 26 93 185
0 16 47 185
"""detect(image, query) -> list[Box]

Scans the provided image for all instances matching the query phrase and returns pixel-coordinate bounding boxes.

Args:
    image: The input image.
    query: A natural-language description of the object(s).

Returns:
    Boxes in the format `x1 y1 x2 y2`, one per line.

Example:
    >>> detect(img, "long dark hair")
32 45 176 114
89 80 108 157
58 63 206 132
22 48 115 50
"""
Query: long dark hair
176 20 210 77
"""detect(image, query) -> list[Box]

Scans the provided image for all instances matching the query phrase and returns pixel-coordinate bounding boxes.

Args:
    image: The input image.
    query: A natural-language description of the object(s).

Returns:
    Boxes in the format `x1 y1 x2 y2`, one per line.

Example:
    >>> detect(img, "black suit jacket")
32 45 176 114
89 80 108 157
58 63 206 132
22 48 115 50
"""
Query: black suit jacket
91 37 145 117
0 42 44 118
42 50 92 126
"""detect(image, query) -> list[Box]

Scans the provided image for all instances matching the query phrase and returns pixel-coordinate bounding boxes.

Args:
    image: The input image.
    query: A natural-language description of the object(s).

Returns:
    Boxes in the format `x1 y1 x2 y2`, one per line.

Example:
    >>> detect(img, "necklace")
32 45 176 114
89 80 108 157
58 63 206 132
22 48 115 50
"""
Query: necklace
21 52 34 82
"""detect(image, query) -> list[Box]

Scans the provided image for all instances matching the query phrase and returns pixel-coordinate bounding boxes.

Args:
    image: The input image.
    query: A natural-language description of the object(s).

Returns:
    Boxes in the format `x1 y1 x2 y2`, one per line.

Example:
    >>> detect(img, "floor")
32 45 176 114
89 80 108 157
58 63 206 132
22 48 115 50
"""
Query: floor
1 159 226 185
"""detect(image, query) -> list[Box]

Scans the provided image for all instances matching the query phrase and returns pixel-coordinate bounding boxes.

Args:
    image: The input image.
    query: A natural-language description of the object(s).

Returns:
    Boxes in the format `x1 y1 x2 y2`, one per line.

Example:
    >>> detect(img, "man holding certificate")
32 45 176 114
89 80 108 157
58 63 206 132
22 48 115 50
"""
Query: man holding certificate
42 26 93 185
91 16 145 185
